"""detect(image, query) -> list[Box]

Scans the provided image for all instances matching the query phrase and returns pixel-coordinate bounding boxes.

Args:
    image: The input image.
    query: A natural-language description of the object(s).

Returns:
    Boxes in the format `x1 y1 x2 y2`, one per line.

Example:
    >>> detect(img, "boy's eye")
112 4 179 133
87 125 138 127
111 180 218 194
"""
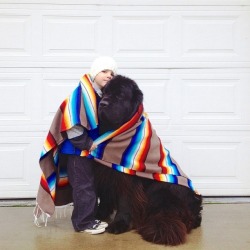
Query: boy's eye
102 70 114 76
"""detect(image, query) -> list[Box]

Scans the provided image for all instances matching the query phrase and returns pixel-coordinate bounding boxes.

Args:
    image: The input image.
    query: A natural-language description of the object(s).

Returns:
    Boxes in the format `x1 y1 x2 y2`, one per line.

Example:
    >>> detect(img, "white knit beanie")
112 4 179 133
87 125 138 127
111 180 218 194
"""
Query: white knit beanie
90 56 117 80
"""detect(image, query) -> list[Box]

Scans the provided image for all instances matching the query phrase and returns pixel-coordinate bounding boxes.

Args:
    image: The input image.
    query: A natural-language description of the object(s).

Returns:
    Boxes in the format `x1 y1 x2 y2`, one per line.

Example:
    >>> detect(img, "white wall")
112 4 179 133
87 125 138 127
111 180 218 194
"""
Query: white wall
0 0 250 197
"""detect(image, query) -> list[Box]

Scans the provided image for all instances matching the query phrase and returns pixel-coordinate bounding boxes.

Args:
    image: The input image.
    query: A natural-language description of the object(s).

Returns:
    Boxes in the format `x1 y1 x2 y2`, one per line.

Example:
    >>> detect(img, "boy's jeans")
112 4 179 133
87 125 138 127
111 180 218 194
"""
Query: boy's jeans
67 155 97 231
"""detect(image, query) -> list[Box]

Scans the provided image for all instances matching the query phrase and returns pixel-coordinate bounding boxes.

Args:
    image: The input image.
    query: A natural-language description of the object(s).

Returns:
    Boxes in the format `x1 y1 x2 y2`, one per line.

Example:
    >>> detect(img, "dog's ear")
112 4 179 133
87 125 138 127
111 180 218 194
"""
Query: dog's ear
115 74 144 111
133 85 143 107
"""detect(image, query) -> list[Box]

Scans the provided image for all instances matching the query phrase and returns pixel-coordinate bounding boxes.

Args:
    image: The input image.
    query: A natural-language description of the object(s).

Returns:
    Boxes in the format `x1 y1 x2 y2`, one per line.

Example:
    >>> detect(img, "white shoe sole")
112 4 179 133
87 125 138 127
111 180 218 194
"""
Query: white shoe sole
82 227 105 235
97 221 108 229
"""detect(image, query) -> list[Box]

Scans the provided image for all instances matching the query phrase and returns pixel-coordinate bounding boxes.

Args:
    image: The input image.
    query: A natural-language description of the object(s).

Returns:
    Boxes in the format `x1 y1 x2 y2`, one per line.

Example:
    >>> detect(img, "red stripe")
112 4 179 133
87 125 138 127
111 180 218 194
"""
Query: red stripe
60 99 67 131
46 132 56 149
116 104 143 136
136 119 152 171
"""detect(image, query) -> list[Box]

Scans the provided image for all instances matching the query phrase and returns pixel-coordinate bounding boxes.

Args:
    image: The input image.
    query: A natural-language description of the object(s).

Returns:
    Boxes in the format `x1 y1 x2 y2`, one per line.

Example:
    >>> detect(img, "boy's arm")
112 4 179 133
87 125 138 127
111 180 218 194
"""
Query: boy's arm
66 125 93 150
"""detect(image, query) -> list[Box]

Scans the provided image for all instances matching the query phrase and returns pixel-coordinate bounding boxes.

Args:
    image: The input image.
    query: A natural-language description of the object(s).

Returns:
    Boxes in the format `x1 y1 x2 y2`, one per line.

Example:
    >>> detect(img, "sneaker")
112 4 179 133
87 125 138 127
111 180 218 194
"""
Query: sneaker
95 220 108 229
83 223 105 235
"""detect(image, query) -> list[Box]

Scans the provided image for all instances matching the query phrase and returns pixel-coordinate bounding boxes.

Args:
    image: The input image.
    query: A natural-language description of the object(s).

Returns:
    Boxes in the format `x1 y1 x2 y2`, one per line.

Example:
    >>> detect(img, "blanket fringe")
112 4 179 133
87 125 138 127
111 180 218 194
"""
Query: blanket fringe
33 202 73 227
33 202 50 227
55 203 73 219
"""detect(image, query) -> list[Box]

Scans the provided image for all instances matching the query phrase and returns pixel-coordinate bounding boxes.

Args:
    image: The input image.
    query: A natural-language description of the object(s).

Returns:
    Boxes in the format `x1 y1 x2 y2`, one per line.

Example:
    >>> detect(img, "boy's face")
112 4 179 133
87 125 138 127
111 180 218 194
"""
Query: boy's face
94 70 114 89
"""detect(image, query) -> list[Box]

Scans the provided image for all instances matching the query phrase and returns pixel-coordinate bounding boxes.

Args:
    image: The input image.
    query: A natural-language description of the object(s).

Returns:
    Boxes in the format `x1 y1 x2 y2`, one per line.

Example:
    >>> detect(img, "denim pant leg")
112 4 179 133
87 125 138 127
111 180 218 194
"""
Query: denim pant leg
67 155 97 231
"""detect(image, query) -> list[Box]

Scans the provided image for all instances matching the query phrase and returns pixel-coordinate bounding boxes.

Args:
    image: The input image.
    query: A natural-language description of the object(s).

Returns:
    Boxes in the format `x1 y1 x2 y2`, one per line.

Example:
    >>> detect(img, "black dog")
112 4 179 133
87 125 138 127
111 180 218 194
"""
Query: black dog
94 75 202 246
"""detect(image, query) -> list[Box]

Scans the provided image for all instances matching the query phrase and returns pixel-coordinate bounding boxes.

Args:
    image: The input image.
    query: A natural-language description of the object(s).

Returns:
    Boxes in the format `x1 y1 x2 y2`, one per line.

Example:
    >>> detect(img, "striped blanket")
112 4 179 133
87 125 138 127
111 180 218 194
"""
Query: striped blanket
34 74 195 224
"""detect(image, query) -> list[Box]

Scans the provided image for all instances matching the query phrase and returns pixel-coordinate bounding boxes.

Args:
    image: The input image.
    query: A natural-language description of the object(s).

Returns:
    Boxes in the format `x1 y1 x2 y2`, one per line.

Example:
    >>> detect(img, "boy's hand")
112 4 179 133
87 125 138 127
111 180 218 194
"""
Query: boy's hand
89 142 97 152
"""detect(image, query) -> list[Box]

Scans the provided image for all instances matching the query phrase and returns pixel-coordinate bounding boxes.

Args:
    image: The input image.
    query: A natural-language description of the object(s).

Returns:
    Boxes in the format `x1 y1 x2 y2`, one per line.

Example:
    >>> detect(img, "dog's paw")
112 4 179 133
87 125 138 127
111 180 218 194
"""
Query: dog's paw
106 220 130 234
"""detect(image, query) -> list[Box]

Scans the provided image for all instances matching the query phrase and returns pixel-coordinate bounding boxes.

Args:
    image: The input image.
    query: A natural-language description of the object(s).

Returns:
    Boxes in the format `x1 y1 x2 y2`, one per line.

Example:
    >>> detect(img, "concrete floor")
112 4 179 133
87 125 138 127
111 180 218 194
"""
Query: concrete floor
0 204 250 250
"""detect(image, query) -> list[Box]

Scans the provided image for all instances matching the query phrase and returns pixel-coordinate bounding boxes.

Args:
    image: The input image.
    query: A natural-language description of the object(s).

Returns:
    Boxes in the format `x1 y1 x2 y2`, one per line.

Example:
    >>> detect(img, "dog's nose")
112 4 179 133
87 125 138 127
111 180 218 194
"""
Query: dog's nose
99 100 109 107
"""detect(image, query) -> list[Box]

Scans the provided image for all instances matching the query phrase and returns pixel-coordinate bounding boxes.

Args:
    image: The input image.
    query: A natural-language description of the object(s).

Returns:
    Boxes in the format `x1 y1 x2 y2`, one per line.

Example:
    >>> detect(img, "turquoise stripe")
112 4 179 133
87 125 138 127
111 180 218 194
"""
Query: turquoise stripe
85 104 96 129
112 164 125 173
167 174 178 184
80 82 97 129
40 148 46 158
93 130 113 145
188 179 195 191
68 86 80 127
165 149 180 176
70 87 79 125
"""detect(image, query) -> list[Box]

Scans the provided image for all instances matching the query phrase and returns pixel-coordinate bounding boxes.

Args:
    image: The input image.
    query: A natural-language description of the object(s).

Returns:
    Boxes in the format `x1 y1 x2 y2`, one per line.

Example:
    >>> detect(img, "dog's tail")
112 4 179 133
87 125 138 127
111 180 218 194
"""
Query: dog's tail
130 180 202 246
137 210 187 245
135 185 202 246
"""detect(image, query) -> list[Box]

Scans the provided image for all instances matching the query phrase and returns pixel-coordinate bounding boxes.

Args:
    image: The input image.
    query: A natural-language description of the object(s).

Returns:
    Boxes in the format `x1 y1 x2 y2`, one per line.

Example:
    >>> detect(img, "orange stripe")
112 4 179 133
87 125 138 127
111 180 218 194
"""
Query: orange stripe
153 173 167 182
80 150 89 157
123 168 136 175
61 97 72 131
58 178 69 187
44 132 56 152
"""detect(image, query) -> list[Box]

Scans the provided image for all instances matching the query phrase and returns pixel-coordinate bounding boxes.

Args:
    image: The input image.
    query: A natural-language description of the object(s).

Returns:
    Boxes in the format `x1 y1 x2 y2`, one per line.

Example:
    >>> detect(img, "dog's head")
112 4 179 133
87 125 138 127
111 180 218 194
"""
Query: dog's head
98 75 143 134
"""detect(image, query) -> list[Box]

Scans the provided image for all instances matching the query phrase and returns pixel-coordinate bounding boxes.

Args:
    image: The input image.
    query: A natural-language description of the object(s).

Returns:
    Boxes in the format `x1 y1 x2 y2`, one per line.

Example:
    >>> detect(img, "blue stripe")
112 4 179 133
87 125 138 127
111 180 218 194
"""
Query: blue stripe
69 86 81 126
188 179 194 191
53 150 59 166
59 167 67 178
91 140 109 159
47 172 56 191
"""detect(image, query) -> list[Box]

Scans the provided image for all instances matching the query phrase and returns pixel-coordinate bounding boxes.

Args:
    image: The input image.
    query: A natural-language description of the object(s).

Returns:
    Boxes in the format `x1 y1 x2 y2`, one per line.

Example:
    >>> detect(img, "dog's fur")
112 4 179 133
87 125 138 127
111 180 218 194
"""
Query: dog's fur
94 75 202 246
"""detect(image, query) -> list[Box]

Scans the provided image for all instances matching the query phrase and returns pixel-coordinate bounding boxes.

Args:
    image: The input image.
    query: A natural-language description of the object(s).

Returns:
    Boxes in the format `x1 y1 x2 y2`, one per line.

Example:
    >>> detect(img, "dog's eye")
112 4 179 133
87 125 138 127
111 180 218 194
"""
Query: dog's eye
102 93 112 100
115 94 125 101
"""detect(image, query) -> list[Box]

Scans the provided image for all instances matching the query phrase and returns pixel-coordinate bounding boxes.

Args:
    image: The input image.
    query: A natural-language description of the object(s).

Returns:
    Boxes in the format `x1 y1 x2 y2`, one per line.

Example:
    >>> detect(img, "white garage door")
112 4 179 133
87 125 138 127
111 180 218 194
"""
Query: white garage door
0 0 250 198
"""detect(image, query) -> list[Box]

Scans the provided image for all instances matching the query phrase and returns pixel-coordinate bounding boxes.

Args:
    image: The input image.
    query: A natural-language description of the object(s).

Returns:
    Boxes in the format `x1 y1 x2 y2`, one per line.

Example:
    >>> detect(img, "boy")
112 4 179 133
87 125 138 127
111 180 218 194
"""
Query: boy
34 56 117 235
65 56 117 234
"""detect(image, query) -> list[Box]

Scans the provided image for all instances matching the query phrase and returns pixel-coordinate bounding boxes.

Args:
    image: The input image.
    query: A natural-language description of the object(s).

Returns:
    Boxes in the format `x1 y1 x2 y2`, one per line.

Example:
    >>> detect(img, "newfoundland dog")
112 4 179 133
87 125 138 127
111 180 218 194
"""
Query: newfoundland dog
94 75 202 246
